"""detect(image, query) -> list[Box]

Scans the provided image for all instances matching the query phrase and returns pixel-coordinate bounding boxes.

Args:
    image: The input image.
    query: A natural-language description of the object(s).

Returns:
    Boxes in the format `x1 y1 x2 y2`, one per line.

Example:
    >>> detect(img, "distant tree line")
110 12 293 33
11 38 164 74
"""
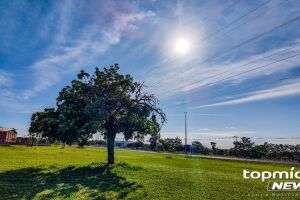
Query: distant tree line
231 137 300 160
100 136 300 161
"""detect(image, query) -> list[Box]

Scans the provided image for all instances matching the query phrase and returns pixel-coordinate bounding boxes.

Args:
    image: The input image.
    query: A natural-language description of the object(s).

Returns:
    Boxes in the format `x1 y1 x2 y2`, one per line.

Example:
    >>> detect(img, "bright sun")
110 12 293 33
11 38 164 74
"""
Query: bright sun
175 38 190 54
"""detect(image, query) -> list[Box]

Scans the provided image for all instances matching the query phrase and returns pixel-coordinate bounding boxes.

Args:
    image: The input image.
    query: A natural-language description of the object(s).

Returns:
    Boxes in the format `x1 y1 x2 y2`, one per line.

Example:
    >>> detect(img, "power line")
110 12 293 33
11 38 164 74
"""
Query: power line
141 0 272 78
218 15 300 60
148 13 300 90
138 0 242 77
214 0 284 38
162 51 300 109
163 67 300 109
189 136 300 140
199 0 242 25
197 0 285 55
156 43 299 98
145 0 279 83
197 0 272 44
163 73 298 109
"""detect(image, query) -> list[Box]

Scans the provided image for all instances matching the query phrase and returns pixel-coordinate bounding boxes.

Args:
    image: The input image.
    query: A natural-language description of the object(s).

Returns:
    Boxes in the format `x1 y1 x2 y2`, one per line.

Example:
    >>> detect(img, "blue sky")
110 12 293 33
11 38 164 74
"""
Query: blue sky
1 0 300 147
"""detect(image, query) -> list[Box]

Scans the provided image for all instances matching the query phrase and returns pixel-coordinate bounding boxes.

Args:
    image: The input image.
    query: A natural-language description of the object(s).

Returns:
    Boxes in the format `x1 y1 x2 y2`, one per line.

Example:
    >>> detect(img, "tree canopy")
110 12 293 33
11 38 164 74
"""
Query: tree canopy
29 64 166 164
159 137 183 152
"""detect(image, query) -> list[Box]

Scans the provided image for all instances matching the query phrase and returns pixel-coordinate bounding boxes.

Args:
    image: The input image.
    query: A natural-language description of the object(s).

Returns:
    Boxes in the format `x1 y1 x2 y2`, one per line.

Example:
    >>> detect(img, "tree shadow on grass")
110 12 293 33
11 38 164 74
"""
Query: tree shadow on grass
0 162 144 200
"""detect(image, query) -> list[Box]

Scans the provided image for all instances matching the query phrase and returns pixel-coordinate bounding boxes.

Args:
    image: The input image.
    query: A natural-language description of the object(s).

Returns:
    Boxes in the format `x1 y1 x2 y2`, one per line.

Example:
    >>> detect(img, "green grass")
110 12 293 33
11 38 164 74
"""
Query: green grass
0 145 299 200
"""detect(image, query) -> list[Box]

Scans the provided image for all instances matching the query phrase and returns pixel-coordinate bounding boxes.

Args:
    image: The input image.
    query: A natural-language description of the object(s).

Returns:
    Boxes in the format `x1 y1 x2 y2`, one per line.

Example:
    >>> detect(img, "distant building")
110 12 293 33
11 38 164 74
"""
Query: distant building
0 128 17 144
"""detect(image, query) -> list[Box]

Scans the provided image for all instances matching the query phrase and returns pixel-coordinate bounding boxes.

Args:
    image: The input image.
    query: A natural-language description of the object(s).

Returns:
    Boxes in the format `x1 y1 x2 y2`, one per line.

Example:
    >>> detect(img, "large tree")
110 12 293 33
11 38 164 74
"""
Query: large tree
57 64 166 164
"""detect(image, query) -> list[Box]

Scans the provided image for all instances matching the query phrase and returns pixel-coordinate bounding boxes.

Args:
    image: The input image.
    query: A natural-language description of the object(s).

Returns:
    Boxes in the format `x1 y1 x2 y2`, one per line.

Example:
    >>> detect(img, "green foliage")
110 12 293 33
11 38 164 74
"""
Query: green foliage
29 108 59 144
159 137 183 152
260 143 300 160
230 138 300 160
30 64 166 163
210 142 217 155
192 141 211 154
149 133 160 151
250 142 268 159
233 137 255 157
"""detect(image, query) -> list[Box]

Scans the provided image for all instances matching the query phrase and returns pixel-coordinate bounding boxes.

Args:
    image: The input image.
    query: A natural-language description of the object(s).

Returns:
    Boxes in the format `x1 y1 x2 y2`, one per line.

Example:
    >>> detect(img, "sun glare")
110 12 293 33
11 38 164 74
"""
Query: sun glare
175 38 190 54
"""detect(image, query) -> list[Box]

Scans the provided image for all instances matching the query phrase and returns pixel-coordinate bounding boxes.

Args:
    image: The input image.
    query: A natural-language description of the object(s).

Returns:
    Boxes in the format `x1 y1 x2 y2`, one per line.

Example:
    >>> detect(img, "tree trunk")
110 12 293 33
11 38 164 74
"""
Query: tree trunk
107 132 116 164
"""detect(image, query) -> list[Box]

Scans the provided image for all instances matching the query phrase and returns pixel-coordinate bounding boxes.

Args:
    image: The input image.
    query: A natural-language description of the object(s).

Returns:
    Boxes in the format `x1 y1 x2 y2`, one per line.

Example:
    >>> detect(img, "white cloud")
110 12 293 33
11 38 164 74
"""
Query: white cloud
144 39 300 99
196 78 300 108
139 0 300 100
0 71 12 86
0 88 40 113
21 1 156 99
167 113 225 117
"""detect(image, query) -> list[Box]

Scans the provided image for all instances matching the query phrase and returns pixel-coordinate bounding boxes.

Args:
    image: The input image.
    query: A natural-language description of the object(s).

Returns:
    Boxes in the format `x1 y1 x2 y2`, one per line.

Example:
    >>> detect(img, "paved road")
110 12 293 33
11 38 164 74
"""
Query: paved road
115 148 299 165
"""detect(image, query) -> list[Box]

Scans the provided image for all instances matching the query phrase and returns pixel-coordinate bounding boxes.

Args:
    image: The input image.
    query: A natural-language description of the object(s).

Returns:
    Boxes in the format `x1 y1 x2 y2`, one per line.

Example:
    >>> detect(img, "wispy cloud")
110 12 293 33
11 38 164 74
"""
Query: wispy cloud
196 77 300 108
0 88 40 113
0 70 12 86
167 113 225 117
146 39 300 99
21 1 155 99
139 0 300 100
1 0 300 138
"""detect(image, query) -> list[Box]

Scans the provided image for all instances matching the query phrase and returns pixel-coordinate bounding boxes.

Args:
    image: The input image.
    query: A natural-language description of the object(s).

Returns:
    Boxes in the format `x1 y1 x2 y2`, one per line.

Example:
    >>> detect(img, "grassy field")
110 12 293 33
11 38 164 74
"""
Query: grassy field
0 145 299 200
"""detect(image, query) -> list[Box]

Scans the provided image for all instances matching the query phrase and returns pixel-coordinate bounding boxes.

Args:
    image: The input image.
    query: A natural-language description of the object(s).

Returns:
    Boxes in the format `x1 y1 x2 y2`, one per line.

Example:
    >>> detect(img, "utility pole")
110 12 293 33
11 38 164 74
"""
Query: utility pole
99 133 101 147
184 112 187 154
233 136 238 156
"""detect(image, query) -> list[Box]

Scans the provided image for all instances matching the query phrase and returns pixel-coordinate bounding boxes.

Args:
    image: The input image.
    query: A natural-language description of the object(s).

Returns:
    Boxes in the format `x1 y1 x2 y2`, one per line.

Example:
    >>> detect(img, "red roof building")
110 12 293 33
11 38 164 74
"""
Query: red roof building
0 128 17 144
